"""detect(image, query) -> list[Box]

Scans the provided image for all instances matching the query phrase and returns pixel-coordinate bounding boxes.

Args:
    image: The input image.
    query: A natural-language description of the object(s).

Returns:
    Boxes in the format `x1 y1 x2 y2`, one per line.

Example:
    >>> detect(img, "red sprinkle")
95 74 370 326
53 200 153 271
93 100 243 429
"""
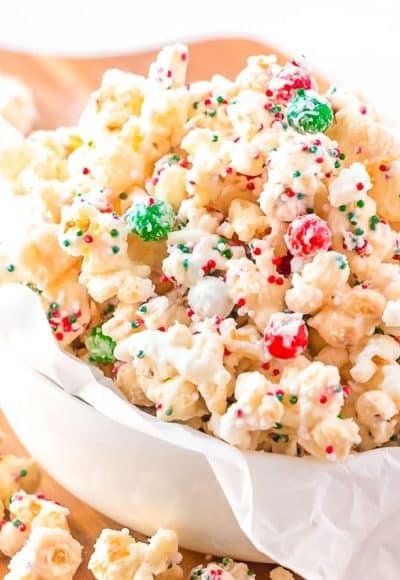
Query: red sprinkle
83 234 94 244
272 369 280 376
272 257 282 266
325 445 334 454
82 167 90 175
267 275 276 284
160 274 169 283
237 298 246 308
319 395 328 404
157 326 166 332
275 277 284 286
262 362 270 370
204 98 212 106
359 106 367 115
265 89 273 97
148 197 155 206
315 157 324 164
342 385 351 397
235 409 244 418
379 164 388 172
253 247 262 256
181 52 187 61
18 523 27 532
187 308 194 318
356 182 364 191
224 347 231 356
247 182 256 191
55 332 64 341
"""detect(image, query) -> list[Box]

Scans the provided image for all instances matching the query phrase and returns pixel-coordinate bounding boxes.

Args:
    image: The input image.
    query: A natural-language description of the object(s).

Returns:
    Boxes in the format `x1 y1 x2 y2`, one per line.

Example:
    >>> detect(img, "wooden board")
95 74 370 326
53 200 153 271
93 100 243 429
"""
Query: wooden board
0 38 303 578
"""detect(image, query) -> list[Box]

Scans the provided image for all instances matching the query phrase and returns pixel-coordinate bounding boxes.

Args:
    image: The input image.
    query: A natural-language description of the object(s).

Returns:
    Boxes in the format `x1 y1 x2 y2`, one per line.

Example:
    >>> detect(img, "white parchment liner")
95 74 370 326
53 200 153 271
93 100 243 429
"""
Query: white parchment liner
0 283 399 580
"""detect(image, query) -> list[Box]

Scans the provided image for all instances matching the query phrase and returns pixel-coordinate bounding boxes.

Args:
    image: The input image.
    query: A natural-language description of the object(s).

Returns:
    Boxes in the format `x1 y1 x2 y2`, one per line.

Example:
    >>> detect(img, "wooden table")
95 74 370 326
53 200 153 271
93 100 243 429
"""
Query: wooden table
0 37 305 579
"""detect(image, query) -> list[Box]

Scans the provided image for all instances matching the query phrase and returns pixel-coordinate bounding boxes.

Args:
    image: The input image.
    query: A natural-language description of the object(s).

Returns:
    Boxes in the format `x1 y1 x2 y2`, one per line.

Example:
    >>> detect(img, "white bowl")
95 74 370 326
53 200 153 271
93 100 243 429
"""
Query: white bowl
0 349 267 562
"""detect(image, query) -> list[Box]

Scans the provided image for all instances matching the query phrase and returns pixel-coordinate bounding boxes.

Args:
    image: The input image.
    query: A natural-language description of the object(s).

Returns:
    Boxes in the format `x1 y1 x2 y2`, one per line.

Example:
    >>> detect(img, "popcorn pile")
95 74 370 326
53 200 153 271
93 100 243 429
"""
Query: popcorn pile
2 44 400 461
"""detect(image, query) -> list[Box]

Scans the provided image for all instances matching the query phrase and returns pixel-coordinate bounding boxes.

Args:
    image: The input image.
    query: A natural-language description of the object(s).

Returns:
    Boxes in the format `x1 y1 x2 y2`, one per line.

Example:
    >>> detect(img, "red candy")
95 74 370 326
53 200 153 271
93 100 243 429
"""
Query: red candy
264 312 308 359
271 63 312 102
284 214 331 258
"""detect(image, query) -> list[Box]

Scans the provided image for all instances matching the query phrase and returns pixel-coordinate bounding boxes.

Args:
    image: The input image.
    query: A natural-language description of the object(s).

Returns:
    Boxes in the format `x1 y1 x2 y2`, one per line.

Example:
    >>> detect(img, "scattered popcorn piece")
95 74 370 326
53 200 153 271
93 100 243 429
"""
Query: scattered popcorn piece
5 527 82 580
270 566 295 580
191 557 254 580
88 528 182 580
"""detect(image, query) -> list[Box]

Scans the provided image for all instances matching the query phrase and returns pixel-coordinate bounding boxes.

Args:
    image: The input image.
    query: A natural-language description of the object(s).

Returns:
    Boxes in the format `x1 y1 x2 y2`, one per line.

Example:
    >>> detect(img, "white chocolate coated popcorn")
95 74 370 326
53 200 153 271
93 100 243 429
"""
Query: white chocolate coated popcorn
2 45 400 460
5 527 82 580
88 528 182 580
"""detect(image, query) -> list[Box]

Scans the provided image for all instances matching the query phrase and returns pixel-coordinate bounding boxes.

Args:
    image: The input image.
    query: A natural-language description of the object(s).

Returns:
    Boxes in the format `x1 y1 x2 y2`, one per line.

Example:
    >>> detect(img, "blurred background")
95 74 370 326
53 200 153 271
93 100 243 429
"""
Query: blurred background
0 0 398 124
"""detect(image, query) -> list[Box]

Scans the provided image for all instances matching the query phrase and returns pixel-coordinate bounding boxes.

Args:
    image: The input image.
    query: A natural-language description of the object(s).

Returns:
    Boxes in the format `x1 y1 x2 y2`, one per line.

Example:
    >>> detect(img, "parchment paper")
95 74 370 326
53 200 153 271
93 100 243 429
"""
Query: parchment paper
0 284 399 580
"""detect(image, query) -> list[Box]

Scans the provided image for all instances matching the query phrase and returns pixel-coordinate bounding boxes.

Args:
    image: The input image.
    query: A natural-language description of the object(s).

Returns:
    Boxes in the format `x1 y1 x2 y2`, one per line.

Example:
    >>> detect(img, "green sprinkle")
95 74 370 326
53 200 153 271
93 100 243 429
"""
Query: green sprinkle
103 303 115 316
247 569 256 576
337 413 345 420
276 394 284 402
347 211 355 220
339 153 346 160
131 320 140 329
272 433 281 442
50 302 58 311
69 315 77 324
218 237 227 244
274 422 283 429
374 327 384 335
281 434 289 443
165 407 173 416
111 246 120 254
390 434 398 442
208 109 217 117
309 145 318 153
223 249 233 259
177 243 190 253
306 207 314 214
338 205 347 212
297 193 305 200
356 200 365 208
216 95 224 104
76 229 83 237
336 254 348 270
6 264 15 273
87 140 94 147
63 240 71 247
271 105 281 113
289 396 298 405
136 350 145 359
222 558 233 568
182 258 189 270
119 192 128 200
369 215 380 231
192 101 199 109
19 469 27 477
293 169 302 178
86 325 116 364
212 134 219 142
355 228 364 236
110 229 119 237
334 160 341 169
138 305 147 313
12 519 22 528
170 154 180 163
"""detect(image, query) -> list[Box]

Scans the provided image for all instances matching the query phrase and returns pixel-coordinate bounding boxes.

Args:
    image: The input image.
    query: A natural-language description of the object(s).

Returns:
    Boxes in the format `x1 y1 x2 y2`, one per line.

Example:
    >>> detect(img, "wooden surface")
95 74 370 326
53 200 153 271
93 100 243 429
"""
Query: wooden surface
0 38 301 578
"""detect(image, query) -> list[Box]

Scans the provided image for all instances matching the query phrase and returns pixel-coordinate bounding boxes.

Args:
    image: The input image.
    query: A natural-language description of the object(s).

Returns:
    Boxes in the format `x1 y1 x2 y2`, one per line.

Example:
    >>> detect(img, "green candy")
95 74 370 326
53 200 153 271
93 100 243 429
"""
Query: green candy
287 89 333 134
125 198 175 241
85 325 116 364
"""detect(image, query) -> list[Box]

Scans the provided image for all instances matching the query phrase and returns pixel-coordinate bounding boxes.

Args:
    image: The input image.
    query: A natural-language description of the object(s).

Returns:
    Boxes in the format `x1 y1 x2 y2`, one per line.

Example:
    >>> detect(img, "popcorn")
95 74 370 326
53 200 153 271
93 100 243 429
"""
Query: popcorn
191 557 254 579
209 372 284 449
5 527 82 580
3 44 400 461
88 528 182 580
